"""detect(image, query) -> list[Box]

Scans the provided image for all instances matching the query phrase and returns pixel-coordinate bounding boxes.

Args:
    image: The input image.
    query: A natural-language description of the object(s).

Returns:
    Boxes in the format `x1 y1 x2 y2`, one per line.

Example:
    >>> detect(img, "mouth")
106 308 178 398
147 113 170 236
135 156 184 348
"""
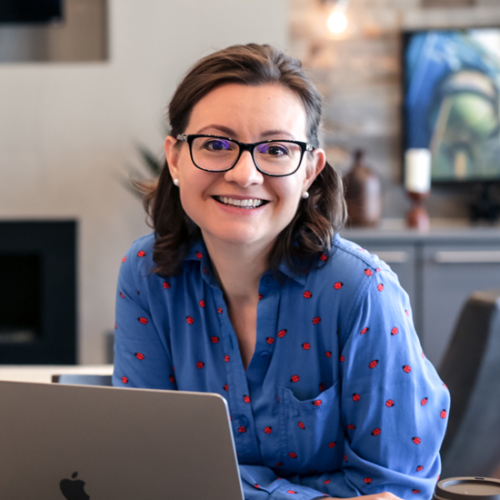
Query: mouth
212 196 269 209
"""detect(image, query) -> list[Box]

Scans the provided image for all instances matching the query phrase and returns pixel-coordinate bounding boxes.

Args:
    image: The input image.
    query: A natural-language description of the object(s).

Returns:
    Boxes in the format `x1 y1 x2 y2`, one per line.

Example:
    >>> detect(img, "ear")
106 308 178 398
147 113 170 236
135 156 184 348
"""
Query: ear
164 135 181 181
303 147 326 192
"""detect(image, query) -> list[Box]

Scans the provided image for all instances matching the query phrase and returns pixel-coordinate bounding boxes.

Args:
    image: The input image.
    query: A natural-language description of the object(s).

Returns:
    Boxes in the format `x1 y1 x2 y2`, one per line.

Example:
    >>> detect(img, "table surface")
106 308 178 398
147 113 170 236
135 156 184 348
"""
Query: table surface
0 365 113 383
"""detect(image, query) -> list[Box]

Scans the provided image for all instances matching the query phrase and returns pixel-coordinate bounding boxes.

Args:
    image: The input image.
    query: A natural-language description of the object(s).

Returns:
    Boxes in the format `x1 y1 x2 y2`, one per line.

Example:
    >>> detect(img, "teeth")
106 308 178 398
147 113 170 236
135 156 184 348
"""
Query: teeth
216 196 264 208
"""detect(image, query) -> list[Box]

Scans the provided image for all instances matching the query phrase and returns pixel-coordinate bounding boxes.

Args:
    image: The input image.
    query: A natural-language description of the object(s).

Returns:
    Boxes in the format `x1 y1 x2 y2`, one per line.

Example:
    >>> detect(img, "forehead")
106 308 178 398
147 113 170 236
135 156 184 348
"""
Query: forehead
186 83 308 139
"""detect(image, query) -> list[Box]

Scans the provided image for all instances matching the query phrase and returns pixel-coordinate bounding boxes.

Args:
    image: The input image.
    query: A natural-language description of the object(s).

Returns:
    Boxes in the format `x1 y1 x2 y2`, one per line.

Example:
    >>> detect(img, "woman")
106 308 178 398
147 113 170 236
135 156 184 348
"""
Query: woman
113 44 450 500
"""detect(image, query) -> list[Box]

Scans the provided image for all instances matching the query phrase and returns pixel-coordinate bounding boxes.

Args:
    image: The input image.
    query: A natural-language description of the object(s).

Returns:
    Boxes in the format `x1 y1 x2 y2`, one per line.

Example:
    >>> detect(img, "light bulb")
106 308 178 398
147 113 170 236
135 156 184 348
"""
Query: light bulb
327 10 348 34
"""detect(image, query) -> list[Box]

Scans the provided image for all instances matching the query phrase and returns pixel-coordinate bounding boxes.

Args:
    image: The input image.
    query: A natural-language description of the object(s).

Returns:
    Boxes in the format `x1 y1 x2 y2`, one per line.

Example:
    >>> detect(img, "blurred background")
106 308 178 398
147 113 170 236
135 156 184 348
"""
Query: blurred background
1 0 500 366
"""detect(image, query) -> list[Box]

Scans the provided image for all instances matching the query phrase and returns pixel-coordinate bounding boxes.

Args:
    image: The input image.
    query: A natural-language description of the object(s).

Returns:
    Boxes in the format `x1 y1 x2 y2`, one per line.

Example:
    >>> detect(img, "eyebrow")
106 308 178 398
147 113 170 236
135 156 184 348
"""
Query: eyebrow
195 125 296 140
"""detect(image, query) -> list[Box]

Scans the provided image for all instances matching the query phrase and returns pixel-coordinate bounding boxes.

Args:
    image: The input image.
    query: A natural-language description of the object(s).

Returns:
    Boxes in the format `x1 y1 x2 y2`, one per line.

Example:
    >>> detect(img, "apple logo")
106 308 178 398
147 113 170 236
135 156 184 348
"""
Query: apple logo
60 472 90 499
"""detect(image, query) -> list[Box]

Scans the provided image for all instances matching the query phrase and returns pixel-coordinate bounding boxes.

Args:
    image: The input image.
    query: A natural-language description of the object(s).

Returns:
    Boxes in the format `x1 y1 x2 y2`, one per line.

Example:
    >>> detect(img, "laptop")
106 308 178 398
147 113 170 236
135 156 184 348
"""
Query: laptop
0 380 244 500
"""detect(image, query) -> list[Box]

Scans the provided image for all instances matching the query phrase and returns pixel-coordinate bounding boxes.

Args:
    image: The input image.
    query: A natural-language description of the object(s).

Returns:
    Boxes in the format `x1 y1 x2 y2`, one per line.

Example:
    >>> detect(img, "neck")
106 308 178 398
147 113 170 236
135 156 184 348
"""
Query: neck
202 235 273 305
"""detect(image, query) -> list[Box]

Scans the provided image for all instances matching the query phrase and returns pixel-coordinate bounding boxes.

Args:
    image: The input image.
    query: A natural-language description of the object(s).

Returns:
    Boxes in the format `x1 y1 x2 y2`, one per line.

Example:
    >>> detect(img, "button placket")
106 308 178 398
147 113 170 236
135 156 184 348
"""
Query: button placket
212 288 261 464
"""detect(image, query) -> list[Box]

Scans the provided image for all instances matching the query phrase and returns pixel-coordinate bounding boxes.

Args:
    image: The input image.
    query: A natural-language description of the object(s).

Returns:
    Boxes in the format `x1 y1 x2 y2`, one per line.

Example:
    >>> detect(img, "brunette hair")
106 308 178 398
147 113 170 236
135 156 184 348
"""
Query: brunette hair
142 43 347 276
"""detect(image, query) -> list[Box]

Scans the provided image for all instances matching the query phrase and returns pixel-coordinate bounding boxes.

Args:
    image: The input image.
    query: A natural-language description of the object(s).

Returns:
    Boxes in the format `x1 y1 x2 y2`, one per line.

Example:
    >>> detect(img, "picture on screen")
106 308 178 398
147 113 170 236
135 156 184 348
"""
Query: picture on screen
404 28 500 183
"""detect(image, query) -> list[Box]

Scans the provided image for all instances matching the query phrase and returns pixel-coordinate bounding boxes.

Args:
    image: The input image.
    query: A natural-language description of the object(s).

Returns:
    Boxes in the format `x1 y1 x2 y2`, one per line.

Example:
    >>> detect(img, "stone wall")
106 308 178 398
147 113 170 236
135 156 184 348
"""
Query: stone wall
290 0 500 219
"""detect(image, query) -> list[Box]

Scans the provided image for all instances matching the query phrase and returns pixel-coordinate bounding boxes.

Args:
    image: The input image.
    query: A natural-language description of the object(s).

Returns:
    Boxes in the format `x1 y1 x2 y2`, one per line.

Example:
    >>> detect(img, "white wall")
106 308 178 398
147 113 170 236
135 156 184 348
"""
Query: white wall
0 0 288 364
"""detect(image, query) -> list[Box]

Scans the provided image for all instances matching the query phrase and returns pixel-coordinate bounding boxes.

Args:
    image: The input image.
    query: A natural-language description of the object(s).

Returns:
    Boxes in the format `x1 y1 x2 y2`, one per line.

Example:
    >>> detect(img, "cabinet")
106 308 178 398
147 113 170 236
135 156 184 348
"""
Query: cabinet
341 227 500 369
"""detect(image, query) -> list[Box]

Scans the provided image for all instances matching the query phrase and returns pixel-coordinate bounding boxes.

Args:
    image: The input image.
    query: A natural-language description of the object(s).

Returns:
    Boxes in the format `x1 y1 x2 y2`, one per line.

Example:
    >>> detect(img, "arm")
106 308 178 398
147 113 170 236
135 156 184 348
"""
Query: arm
331 266 449 499
112 246 176 390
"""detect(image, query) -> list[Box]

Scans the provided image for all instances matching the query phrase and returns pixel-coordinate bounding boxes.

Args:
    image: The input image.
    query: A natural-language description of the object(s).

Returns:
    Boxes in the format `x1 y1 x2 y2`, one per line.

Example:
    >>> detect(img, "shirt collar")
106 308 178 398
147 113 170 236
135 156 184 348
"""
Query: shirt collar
183 239 309 286
277 259 308 286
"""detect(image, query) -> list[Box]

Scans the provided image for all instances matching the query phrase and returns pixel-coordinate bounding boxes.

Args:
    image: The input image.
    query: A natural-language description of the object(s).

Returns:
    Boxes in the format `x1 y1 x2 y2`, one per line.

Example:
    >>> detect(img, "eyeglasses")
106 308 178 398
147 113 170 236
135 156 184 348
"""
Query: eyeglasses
176 134 315 177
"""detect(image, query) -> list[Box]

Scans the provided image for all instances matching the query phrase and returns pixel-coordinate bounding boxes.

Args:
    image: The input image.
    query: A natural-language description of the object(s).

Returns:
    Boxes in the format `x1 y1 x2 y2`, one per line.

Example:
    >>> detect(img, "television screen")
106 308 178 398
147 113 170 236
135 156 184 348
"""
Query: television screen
404 28 500 183
0 0 62 24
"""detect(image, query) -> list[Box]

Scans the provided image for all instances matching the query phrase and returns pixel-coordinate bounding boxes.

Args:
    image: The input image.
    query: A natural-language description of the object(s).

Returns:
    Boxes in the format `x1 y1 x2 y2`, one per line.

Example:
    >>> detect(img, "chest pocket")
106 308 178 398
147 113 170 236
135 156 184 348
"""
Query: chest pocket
278 380 343 474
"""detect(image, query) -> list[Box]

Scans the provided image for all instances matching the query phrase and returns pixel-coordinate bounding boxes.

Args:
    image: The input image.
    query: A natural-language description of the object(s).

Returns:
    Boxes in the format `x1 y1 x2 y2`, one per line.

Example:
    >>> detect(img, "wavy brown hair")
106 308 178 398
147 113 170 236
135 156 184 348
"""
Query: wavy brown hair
142 43 347 276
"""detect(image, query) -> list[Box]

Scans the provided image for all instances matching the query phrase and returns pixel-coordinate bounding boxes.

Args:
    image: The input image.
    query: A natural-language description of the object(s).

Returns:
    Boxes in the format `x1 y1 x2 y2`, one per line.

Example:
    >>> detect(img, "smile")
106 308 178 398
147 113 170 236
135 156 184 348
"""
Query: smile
213 196 268 209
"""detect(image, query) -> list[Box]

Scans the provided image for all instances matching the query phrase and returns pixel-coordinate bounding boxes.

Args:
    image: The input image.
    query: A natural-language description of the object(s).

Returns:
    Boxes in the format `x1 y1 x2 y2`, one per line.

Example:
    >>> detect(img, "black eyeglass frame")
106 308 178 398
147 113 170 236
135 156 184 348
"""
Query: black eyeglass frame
176 133 315 177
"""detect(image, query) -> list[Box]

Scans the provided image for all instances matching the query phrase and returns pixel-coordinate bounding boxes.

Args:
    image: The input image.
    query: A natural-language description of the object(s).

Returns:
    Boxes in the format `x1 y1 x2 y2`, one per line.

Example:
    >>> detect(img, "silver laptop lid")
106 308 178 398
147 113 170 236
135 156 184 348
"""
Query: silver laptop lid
0 381 244 500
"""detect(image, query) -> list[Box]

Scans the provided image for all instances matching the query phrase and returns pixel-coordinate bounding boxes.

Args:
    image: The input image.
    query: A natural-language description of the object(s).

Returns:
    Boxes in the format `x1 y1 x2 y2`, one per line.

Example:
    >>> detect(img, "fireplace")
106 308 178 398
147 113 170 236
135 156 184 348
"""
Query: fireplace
0 221 76 364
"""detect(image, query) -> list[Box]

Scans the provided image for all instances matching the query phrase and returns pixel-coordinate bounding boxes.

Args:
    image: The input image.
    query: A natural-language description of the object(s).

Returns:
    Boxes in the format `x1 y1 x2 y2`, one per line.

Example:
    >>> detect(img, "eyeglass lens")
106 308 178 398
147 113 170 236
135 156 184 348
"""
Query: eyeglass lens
191 137 302 175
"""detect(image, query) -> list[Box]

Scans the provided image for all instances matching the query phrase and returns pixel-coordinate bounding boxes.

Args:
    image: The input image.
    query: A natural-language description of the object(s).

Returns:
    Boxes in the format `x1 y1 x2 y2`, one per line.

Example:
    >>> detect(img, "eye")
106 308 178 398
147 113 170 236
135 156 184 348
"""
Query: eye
203 139 233 151
258 142 291 157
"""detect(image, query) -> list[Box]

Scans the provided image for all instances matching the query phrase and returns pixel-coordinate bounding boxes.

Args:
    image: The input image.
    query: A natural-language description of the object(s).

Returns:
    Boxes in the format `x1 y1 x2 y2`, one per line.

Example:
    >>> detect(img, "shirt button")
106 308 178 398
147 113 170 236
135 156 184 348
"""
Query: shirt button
240 415 249 427
262 276 273 287
260 351 271 360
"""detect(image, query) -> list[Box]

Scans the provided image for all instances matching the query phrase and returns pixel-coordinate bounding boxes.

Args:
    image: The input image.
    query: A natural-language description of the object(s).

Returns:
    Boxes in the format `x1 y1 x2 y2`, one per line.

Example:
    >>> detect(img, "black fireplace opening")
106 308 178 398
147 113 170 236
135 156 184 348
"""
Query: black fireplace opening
0 221 77 364
0 254 42 344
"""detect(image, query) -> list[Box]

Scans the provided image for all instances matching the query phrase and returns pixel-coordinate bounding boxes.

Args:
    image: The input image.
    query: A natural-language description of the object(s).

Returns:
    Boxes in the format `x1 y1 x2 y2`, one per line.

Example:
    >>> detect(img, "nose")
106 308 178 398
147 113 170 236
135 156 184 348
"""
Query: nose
223 150 264 187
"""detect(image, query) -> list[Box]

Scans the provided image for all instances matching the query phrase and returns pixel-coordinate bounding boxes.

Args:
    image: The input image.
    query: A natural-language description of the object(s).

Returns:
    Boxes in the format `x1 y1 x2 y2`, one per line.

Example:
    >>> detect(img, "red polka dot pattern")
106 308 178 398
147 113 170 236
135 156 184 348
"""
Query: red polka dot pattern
114 239 451 497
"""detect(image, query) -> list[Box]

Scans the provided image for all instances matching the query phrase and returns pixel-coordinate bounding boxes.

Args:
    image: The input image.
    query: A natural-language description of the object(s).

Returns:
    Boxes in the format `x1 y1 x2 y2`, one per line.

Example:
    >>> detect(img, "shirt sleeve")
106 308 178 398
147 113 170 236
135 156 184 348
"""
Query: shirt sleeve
330 265 450 500
239 464 329 500
112 247 176 390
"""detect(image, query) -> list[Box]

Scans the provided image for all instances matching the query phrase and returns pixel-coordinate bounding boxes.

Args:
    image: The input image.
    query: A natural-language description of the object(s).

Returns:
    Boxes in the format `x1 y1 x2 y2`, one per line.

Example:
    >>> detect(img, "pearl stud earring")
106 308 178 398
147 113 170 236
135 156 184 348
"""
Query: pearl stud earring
173 179 179 187
301 191 309 199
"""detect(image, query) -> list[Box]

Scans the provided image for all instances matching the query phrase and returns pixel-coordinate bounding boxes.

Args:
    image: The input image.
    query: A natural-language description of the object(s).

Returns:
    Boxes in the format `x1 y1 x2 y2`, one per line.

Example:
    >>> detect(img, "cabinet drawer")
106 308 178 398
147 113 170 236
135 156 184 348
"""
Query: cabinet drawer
422 244 500 369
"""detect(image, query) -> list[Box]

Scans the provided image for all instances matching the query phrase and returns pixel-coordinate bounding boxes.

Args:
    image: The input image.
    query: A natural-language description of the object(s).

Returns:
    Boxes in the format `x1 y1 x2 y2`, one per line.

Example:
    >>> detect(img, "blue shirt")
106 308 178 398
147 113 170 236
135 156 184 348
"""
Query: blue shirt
113 232 450 500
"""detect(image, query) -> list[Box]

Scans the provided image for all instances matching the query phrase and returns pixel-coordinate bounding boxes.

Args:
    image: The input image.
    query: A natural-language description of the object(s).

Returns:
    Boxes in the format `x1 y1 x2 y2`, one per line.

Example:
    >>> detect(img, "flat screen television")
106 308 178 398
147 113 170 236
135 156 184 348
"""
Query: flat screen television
403 27 500 184
0 0 62 24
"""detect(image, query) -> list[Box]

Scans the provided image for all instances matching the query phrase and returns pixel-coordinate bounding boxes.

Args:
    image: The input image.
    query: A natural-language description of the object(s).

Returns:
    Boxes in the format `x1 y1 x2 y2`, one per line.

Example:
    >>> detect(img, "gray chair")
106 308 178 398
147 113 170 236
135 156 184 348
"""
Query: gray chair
439 289 500 478
52 374 113 386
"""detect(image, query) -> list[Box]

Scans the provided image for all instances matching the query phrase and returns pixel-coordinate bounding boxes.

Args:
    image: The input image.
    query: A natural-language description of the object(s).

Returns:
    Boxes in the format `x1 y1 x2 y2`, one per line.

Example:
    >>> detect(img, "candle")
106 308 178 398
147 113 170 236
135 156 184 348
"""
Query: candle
405 148 431 193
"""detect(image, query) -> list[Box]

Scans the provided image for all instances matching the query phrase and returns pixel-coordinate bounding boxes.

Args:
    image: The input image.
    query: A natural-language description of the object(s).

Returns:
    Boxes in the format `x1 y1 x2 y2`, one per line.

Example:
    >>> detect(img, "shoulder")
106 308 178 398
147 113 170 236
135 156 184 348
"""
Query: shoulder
308 234 407 324
312 233 394 289
120 233 157 281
